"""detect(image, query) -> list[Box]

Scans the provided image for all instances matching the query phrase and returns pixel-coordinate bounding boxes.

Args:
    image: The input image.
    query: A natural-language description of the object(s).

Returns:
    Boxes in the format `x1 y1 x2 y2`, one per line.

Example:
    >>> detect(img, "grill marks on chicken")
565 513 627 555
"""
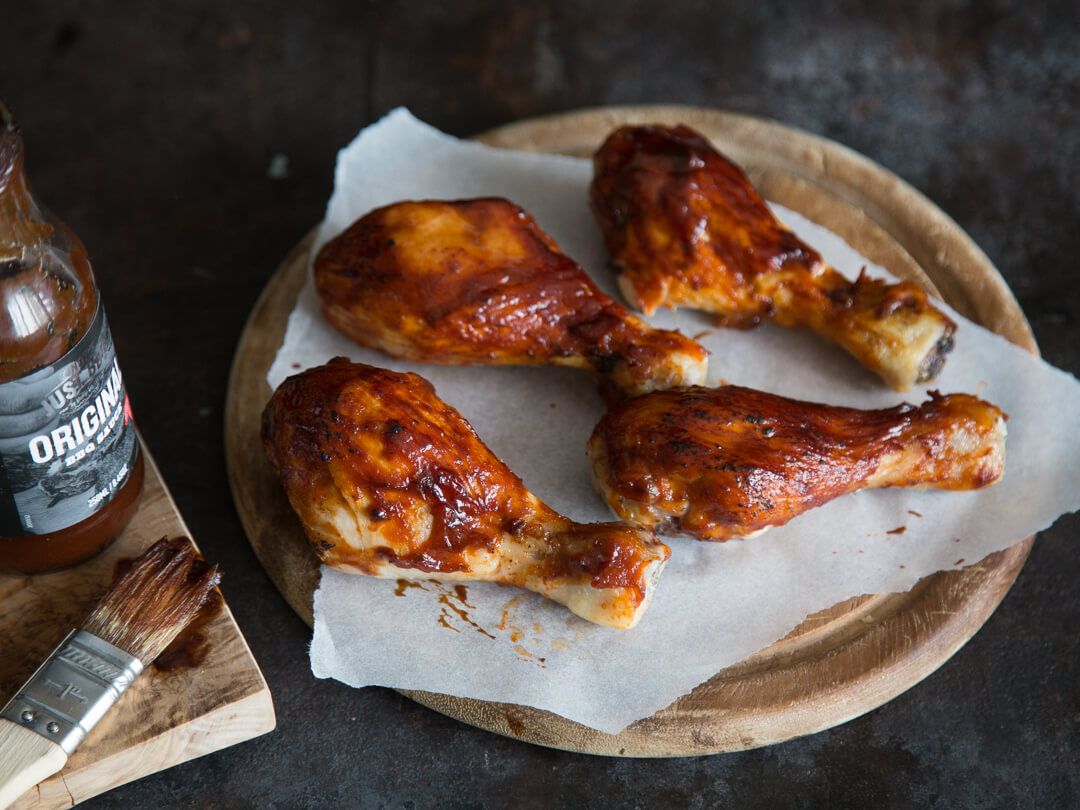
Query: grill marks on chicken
314 198 708 401
588 385 1006 541
589 124 957 391
262 358 670 629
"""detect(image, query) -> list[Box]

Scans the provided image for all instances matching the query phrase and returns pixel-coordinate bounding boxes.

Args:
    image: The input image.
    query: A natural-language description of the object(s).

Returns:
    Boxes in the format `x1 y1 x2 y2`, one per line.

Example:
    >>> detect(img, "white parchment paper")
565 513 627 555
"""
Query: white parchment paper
268 109 1080 734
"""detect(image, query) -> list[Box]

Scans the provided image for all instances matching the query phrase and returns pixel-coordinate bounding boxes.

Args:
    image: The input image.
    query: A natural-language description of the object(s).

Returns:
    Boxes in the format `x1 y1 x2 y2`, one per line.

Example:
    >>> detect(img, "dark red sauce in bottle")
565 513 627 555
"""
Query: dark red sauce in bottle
0 101 143 573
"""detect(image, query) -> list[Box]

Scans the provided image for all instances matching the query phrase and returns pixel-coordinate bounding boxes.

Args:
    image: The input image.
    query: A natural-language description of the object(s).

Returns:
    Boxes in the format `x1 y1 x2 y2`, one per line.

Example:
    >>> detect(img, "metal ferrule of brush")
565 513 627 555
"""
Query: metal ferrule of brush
0 629 143 755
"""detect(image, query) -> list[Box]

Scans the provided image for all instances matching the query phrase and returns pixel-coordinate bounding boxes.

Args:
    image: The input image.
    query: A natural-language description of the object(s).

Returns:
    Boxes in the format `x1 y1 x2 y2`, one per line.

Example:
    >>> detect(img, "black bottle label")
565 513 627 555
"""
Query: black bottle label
0 303 138 536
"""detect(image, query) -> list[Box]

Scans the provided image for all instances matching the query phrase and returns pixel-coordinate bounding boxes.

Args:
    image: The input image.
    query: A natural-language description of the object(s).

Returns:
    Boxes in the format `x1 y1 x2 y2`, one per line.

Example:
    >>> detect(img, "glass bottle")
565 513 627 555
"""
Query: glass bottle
0 100 144 573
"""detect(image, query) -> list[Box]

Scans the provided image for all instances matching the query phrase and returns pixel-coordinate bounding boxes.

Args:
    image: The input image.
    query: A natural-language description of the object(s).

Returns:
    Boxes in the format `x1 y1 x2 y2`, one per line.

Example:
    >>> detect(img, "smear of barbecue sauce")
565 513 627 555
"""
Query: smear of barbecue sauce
496 595 547 667
395 579 496 640
886 526 907 536
154 589 223 672
437 588 495 640
395 579 548 666
113 555 224 673
497 594 527 642
394 578 427 597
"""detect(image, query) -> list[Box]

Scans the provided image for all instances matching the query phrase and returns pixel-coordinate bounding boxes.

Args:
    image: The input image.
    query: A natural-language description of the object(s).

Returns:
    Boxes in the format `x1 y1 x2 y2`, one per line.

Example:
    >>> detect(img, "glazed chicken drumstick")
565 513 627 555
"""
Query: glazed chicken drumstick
588 385 1005 541
314 198 708 401
262 358 671 629
590 125 957 391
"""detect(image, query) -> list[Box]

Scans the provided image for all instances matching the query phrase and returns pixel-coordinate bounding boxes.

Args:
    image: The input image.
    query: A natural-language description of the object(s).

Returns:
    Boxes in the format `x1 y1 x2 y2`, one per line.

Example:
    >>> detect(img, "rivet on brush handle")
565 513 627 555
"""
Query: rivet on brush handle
0 630 144 808
0 719 68 809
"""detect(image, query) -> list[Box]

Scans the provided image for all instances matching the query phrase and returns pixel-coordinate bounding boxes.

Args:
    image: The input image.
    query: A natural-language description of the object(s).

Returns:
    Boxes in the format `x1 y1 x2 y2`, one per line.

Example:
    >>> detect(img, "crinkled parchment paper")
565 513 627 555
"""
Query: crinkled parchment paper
267 109 1080 734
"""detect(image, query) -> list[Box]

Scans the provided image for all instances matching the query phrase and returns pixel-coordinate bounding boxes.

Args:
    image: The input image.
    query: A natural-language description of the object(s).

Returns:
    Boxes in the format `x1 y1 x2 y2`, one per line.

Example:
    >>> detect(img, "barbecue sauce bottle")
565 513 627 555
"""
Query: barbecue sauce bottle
0 101 143 573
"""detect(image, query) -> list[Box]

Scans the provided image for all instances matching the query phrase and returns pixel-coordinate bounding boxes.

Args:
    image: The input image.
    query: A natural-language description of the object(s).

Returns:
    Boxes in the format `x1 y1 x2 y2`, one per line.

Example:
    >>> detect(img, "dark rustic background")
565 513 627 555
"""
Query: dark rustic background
2 1 1078 807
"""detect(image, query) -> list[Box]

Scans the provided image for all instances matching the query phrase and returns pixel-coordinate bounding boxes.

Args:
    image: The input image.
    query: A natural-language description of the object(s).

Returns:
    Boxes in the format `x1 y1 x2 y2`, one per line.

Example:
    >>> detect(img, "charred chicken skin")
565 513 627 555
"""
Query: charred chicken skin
589 125 957 391
262 358 671 629
588 385 1005 541
314 198 708 401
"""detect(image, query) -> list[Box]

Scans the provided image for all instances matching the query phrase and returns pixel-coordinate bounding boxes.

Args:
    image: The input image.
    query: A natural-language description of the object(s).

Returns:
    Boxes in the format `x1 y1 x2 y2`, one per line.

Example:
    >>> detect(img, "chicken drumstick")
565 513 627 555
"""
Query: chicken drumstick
588 385 1005 541
590 125 957 391
263 358 671 629
314 198 708 401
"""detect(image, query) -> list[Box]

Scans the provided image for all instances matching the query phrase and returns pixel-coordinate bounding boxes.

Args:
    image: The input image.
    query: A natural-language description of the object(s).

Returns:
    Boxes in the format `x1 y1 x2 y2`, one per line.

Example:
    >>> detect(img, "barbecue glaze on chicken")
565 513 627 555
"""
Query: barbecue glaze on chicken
262 358 671 628
589 125 957 391
588 385 1006 541
314 198 708 401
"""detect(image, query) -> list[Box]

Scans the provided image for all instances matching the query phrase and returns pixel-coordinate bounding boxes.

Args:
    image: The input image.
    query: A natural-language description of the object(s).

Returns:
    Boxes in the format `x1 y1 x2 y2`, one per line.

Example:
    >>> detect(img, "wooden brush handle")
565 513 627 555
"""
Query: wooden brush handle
0 718 68 809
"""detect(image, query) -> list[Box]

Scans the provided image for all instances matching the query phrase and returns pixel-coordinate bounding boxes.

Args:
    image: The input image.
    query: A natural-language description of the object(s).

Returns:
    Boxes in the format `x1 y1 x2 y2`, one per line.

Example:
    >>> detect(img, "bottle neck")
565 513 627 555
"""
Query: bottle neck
0 97 19 192
0 107 52 264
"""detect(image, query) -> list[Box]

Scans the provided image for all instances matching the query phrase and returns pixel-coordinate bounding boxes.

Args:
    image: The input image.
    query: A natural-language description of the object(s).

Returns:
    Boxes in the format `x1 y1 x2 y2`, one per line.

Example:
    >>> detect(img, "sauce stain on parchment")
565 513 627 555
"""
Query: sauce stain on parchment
437 592 495 640
512 645 546 666
497 594 548 667
498 594 529 641
394 579 491 638
497 594 528 632
545 612 590 653
397 581 550 665
394 578 428 597
423 582 494 640
451 584 473 608
907 509 923 518
437 613 460 633
886 526 907 536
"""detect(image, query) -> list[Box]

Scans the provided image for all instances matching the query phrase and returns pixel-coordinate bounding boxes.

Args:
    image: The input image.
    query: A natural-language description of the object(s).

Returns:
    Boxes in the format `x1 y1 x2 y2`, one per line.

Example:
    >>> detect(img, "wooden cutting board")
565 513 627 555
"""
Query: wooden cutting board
224 105 1036 756
0 442 275 807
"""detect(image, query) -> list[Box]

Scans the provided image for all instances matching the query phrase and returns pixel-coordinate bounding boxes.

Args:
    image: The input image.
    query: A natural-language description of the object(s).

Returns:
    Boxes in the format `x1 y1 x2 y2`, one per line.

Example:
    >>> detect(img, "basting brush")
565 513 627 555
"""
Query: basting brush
0 537 220 808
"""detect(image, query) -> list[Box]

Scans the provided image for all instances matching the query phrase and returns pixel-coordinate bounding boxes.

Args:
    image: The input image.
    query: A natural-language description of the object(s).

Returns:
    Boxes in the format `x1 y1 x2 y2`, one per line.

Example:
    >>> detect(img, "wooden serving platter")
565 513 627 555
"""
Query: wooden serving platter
225 105 1036 756
1 443 275 806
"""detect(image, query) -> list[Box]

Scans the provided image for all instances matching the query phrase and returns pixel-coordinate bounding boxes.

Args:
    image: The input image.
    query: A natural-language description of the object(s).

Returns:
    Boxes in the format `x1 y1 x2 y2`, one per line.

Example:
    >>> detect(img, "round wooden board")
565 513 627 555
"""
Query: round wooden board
225 105 1037 757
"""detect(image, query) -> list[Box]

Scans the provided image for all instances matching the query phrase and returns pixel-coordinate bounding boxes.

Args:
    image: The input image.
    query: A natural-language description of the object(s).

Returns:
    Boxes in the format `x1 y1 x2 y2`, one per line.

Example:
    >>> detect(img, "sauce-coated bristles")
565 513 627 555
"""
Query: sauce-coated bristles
82 537 221 663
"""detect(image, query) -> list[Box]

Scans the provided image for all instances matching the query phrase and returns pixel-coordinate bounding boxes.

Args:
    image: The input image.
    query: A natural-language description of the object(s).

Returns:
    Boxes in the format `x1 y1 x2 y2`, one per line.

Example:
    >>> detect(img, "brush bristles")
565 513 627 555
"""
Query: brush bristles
82 537 221 663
